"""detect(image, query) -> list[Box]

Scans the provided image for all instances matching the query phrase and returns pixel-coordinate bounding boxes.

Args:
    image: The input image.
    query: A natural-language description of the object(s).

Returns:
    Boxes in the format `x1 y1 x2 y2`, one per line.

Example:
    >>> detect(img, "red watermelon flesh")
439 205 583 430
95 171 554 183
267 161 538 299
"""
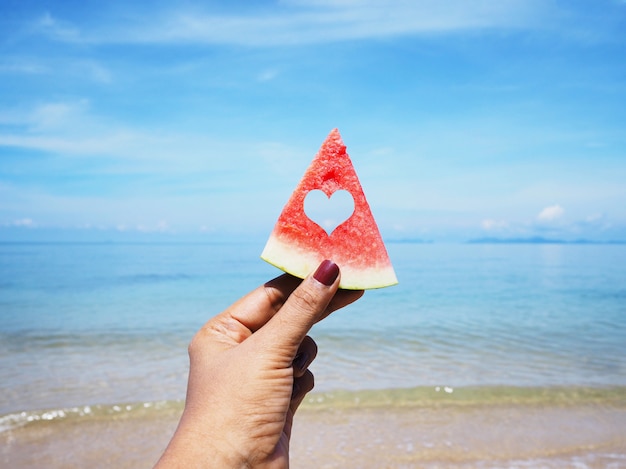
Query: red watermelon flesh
261 128 398 290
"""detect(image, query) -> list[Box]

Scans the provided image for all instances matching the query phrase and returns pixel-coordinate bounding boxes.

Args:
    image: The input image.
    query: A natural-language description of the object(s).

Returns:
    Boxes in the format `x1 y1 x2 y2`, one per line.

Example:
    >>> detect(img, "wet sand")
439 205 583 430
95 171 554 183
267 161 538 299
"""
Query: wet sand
291 405 626 468
2 402 626 468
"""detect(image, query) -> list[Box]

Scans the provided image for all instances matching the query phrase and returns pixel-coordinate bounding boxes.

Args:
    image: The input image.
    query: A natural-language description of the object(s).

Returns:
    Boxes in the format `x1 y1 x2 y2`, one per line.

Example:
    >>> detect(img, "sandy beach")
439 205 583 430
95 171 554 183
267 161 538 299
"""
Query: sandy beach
2 396 625 469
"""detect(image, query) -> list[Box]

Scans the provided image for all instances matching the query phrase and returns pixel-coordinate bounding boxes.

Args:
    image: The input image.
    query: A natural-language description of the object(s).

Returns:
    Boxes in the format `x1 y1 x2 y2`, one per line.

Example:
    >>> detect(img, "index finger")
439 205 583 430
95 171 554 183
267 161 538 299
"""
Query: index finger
223 272 363 334
220 273 301 333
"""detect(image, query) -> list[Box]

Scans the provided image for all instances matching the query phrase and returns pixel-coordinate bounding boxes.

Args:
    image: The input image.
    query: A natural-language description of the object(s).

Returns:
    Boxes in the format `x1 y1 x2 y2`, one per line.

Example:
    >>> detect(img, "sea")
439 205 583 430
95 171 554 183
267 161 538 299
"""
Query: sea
1 240 626 465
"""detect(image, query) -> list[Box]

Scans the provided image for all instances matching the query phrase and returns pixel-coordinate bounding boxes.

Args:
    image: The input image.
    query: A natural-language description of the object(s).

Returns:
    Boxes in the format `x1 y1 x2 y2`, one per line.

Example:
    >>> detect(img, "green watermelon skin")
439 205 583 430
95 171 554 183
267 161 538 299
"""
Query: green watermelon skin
261 129 397 290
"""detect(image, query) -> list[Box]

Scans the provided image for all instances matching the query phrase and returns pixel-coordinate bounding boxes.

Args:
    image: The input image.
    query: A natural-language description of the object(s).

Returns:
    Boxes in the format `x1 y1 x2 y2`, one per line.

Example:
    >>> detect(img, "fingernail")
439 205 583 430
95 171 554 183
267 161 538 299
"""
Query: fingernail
313 260 339 286
292 379 301 397
293 352 308 370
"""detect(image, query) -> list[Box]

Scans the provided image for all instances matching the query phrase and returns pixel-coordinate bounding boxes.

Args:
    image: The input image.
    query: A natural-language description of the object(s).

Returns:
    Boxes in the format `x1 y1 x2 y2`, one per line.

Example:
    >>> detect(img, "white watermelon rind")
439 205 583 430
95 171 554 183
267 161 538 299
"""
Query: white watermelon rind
261 234 398 290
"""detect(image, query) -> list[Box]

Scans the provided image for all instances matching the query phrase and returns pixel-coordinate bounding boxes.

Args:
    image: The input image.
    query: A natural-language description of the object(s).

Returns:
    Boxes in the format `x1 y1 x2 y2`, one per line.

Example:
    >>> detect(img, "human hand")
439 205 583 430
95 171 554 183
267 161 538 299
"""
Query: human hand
155 260 363 468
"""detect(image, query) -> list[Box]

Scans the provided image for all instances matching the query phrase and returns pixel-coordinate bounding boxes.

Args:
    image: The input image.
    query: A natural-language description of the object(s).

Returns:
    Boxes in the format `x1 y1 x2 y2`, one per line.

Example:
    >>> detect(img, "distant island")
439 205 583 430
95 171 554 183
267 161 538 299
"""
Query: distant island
385 236 626 245
467 236 626 245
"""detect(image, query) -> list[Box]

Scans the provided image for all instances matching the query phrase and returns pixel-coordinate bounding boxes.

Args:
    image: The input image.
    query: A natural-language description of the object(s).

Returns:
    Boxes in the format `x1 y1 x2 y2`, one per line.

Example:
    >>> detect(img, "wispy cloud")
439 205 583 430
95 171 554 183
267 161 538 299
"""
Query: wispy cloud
0 57 111 83
481 219 509 231
257 68 280 82
477 205 626 241
0 60 49 75
4 218 37 228
28 1 547 47
2 1 625 240
537 204 565 222
0 100 306 194
0 100 164 161
31 12 80 41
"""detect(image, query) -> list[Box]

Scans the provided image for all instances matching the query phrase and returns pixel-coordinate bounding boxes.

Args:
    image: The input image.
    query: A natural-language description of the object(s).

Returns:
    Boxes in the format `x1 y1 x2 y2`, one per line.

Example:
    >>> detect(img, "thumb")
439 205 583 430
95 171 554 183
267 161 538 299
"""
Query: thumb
255 260 340 358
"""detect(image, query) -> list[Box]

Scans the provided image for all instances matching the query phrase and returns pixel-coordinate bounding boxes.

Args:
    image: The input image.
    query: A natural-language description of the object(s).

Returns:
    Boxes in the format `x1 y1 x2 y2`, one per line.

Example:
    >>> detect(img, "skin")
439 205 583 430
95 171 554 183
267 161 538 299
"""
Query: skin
154 263 364 468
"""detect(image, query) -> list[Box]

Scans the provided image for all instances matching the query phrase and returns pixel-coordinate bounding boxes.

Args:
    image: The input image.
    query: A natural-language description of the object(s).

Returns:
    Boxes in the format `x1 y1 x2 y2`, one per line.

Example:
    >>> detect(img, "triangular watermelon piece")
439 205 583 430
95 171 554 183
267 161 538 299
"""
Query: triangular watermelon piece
261 128 398 290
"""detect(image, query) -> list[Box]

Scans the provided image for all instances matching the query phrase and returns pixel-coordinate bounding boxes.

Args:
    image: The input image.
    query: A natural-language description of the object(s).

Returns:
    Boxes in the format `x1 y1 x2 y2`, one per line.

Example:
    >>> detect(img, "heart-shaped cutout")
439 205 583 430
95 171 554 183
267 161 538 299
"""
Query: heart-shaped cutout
304 189 355 235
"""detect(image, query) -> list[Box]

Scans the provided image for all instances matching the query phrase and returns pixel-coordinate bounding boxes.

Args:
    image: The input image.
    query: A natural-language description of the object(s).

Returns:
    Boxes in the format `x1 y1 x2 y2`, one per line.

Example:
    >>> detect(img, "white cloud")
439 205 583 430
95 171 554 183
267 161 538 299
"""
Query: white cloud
9 218 37 228
0 100 93 131
537 204 564 222
148 2 545 46
31 1 547 47
257 69 280 82
0 100 225 168
30 100 90 131
0 57 111 83
136 220 171 233
33 12 80 41
82 61 113 84
0 131 154 159
0 60 48 75
580 213 613 232
481 219 509 230
585 213 606 224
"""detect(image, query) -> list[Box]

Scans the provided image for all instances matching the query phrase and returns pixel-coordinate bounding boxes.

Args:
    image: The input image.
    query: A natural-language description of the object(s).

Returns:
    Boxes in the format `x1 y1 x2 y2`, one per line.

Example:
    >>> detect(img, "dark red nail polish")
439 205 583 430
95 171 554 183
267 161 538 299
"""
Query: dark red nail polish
293 352 308 371
313 260 339 286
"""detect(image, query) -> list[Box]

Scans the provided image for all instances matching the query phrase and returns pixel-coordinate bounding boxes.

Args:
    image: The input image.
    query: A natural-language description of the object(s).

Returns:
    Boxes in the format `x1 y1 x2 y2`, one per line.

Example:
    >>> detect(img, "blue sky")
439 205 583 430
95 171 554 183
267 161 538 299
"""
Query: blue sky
1 0 625 242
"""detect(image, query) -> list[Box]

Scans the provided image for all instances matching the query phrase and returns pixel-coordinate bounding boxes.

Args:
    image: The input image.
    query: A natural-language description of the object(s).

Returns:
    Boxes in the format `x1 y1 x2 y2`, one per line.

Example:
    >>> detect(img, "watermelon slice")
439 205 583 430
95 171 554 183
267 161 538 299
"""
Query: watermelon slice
261 128 398 290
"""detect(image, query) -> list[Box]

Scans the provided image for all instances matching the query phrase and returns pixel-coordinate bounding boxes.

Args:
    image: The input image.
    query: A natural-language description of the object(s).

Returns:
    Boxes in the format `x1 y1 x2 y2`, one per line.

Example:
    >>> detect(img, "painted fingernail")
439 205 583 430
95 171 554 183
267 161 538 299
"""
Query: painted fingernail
313 260 339 286
292 379 302 397
293 352 308 371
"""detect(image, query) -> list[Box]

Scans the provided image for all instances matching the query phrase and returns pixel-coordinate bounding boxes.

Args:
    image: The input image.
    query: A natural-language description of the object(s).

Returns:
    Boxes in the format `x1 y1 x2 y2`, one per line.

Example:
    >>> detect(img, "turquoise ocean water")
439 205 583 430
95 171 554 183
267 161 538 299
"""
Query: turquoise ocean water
1 241 625 429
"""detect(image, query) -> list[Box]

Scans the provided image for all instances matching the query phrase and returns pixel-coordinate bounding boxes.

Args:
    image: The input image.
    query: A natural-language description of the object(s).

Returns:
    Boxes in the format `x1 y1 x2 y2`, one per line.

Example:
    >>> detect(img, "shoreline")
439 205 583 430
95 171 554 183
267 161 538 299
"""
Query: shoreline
2 386 626 468
3 384 626 432
3 385 626 432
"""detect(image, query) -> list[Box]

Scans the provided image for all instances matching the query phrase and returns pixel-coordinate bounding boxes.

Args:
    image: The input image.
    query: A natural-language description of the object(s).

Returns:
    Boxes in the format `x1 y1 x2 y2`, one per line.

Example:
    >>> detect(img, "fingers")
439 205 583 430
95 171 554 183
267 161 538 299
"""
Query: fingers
192 274 302 354
318 288 364 322
195 261 363 356
290 369 314 413
255 260 340 356
222 268 363 336
292 335 317 378
282 369 315 442
269 276 363 327
205 274 300 340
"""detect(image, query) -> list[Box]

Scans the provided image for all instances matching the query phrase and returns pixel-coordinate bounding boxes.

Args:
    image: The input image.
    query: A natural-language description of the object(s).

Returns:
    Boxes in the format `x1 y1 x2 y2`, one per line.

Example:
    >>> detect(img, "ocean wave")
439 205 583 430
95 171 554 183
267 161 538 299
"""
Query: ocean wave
0 400 184 433
3 386 625 434
301 385 626 410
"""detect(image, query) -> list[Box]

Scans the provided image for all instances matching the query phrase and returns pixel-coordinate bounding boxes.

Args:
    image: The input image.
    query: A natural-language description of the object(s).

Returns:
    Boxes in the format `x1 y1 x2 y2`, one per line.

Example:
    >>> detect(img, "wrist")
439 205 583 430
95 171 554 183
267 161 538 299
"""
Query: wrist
155 424 248 468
